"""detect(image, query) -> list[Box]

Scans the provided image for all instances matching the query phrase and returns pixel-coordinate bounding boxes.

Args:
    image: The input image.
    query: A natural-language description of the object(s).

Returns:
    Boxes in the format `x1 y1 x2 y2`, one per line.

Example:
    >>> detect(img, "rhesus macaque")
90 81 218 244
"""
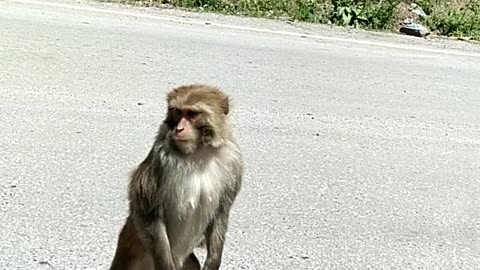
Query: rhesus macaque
109 84 244 270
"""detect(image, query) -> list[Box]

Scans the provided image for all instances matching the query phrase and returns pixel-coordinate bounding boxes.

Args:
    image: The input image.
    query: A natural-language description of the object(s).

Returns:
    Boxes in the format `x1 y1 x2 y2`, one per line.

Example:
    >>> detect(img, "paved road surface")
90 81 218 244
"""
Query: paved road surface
1 0 480 269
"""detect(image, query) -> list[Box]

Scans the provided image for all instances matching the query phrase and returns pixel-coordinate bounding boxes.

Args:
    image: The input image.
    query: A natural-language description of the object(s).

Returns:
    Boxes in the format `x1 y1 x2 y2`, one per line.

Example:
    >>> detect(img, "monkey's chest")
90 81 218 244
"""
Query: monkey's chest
164 171 222 260
168 185 218 220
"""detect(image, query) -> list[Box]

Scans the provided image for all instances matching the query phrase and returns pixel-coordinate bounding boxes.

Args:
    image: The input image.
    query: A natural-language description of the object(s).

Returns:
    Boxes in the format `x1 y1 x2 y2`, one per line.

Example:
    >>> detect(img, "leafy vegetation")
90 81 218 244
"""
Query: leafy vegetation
119 0 480 40
424 0 480 40
329 0 400 29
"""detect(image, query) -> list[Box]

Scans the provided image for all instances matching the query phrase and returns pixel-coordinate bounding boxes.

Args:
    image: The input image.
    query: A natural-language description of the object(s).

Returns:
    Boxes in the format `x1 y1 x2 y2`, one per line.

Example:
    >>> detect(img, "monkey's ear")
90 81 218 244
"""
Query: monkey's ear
221 97 229 115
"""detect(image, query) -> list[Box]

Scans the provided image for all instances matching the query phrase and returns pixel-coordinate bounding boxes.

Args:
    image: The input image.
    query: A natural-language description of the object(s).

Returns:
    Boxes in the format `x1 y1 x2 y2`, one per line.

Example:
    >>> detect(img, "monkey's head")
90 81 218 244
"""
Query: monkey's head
164 84 230 155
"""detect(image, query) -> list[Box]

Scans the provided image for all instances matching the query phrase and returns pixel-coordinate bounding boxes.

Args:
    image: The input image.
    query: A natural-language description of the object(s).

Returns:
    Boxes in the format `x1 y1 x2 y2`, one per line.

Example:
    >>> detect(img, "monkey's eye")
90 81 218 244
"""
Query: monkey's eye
186 110 199 118
174 109 182 116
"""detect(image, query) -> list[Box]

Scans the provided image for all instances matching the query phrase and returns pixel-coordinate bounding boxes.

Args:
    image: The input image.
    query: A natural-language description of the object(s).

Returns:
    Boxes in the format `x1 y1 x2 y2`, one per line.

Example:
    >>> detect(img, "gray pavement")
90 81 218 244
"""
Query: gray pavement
1 0 480 269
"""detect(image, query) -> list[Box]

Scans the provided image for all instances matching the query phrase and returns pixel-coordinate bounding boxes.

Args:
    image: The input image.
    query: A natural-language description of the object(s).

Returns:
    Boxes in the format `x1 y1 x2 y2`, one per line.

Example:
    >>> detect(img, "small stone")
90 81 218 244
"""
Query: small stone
400 22 430 37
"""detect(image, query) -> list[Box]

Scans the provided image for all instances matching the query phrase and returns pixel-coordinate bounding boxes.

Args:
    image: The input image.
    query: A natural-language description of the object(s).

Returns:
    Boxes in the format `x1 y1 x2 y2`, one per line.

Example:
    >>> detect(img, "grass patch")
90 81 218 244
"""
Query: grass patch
158 0 331 22
121 0 480 40
161 0 400 27
424 0 480 40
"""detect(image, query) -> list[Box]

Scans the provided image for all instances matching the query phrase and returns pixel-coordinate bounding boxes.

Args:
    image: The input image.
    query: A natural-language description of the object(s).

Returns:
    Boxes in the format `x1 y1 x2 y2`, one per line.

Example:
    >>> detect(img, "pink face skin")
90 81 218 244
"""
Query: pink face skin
170 107 203 154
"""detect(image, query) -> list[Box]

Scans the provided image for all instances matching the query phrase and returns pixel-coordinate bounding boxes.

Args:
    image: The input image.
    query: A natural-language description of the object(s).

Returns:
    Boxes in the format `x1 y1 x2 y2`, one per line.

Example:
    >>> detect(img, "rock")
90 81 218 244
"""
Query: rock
410 3 427 19
400 19 430 37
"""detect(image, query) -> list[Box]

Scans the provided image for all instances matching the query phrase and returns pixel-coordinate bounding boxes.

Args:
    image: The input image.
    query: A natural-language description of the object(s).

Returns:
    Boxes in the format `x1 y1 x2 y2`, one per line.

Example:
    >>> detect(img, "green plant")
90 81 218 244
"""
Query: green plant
330 5 367 26
426 0 480 40
290 0 322 22
329 0 399 29
363 0 399 30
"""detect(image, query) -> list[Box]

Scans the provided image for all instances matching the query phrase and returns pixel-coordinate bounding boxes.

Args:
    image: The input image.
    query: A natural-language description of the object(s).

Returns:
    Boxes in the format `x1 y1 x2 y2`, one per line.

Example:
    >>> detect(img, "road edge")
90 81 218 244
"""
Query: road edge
6 0 480 58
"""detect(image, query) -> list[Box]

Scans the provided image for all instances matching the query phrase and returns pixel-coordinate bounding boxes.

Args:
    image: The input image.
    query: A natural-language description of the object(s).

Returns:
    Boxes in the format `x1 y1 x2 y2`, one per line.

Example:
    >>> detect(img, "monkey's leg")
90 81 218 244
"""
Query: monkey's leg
109 217 148 270
182 253 201 270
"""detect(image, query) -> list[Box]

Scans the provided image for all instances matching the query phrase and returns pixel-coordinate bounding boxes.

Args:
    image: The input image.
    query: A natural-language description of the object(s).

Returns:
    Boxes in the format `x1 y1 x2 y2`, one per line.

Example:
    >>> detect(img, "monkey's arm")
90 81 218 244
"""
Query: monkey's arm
203 176 242 270
129 149 177 270
134 216 177 270
203 205 231 270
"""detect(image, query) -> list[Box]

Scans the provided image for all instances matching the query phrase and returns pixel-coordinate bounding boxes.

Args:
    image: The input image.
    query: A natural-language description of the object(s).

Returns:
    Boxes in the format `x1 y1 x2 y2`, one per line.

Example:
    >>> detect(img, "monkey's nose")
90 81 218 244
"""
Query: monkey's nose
176 127 184 133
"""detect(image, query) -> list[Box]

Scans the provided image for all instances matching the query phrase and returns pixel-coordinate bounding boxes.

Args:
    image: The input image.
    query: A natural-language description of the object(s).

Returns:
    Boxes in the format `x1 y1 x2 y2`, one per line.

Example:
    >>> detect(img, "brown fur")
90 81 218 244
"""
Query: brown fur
167 84 229 115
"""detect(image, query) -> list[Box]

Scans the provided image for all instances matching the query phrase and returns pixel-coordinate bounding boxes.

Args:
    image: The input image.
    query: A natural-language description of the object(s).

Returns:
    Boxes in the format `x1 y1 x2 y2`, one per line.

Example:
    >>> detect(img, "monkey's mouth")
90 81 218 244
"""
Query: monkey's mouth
174 136 188 142
173 136 192 144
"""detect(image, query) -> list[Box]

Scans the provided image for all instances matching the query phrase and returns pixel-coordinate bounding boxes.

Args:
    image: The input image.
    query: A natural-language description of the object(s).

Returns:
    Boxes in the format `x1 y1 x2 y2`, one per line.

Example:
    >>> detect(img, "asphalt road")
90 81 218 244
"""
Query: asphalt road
1 0 480 269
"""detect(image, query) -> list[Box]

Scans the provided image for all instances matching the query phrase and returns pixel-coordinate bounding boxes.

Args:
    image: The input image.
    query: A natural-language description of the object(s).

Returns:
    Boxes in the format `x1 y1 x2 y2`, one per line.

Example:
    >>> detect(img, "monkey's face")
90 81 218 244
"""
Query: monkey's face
167 107 204 154
164 85 230 154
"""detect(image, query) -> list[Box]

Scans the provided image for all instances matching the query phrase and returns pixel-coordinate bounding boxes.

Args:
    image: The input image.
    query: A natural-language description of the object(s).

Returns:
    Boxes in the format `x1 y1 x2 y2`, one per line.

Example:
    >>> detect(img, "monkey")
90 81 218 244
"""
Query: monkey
109 84 244 270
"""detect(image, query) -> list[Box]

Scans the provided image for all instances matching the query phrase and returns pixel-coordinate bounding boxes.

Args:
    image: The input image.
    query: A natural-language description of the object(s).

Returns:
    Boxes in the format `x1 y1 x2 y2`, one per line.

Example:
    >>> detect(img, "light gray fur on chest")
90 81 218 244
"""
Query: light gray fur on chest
162 157 225 266
168 168 221 219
